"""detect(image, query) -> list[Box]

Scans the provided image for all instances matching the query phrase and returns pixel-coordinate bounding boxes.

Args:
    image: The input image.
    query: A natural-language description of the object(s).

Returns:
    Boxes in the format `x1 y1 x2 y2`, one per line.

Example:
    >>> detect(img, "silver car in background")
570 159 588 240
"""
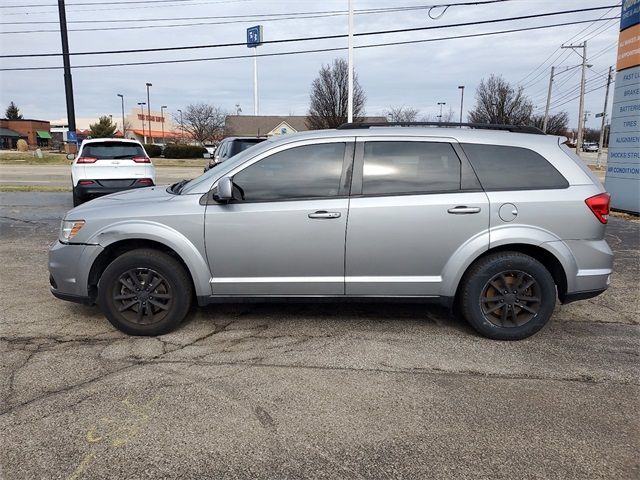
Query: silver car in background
49 124 613 340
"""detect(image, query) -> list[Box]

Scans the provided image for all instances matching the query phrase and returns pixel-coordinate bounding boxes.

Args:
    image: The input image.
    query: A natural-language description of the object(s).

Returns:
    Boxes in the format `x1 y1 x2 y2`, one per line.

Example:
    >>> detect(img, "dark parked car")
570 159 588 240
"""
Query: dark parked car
204 136 266 171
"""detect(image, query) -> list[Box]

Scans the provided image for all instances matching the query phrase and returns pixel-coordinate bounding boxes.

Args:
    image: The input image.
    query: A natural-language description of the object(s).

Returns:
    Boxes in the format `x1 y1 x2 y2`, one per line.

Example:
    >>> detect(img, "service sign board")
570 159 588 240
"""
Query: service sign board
247 25 263 48
605 3 640 213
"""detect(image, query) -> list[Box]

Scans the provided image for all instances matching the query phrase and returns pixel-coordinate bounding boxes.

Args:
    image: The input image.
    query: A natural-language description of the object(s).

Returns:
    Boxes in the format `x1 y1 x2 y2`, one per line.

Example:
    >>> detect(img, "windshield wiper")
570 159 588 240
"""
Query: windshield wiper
170 179 189 194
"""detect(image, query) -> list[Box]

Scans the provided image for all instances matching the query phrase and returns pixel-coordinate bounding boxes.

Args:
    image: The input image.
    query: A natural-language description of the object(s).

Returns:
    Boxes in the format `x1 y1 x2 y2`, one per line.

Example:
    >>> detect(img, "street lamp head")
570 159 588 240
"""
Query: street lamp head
117 93 123 98
146 83 152 87
161 105 167 109
458 85 464 89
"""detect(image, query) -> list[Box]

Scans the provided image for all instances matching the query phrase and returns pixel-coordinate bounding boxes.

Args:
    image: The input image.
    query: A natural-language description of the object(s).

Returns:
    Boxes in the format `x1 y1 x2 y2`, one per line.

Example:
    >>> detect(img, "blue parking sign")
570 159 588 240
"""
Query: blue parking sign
67 131 77 143
247 25 263 48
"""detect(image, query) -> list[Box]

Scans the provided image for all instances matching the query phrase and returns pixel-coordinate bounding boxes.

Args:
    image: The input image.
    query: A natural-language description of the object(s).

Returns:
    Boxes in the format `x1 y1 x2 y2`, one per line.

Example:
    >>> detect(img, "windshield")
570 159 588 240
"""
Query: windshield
81 142 146 159
180 138 275 194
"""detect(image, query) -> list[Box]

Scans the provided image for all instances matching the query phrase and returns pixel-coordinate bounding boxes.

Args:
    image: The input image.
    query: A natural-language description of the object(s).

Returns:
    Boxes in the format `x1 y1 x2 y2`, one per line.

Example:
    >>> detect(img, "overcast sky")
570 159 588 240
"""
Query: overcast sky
0 0 621 129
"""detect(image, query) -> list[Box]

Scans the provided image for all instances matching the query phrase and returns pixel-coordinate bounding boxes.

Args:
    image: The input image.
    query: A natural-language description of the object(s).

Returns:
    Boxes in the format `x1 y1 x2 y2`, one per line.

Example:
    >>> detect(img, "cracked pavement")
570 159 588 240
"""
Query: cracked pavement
1 192 639 479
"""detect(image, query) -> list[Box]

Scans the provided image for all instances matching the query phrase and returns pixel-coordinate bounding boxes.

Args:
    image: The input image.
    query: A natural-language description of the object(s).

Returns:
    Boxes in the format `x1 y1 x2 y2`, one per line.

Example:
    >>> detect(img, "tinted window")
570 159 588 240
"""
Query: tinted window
230 139 265 157
81 142 145 159
233 143 346 201
362 141 460 195
461 143 568 190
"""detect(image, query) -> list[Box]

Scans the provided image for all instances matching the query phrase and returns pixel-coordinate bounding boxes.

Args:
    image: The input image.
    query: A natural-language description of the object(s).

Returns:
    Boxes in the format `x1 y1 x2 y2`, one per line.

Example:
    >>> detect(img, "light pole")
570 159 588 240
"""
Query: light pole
160 105 167 145
145 82 152 144
177 109 183 143
117 93 125 138
458 86 464 125
137 102 146 143
437 102 446 122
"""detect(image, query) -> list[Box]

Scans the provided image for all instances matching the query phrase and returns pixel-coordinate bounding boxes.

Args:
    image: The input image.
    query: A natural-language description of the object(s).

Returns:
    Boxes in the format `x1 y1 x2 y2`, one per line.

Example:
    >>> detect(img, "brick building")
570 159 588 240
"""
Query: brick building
0 119 51 147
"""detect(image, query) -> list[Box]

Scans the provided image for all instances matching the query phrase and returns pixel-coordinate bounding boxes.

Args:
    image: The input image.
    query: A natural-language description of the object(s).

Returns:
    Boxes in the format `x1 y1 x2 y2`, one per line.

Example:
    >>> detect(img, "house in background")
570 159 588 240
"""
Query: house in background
0 119 51 148
0 126 27 149
225 115 387 137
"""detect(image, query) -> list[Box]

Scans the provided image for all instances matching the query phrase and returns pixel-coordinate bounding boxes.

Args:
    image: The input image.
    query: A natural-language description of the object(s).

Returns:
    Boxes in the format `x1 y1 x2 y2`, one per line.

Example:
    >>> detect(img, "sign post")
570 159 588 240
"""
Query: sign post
247 25 263 116
604 3 640 214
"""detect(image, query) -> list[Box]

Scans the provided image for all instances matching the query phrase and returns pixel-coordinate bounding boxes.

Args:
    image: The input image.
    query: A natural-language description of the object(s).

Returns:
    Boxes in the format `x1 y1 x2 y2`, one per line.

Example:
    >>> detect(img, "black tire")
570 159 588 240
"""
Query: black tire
459 252 556 341
72 187 82 207
97 248 193 336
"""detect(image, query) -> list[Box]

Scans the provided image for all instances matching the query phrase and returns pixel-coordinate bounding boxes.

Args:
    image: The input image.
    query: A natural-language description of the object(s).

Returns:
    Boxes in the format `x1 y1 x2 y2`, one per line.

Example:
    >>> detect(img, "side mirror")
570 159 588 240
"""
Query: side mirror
203 153 211 159
66 153 75 160
213 177 233 203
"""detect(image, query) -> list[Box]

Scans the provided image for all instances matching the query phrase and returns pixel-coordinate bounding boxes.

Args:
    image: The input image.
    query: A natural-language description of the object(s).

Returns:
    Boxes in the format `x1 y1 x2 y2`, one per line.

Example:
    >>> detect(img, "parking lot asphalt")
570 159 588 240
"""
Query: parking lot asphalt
1 192 638 479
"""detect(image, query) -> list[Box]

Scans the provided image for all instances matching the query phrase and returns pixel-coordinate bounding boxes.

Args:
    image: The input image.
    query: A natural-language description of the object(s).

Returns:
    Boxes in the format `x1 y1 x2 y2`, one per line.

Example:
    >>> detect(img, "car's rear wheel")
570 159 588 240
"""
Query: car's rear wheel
459 252 556 340
97 249 193 335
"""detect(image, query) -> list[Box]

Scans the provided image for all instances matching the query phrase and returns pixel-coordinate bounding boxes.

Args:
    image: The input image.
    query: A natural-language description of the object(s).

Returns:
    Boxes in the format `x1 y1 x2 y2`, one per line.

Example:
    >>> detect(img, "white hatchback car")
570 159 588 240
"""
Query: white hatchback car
69 138 156 206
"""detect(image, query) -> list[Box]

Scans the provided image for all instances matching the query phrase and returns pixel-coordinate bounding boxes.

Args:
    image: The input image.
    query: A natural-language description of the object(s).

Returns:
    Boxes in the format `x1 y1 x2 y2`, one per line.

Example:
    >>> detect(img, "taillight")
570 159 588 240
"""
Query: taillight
585 192 611 224
138 178 154 186
76 157 97 164
132 156 151 163
78 180 95 185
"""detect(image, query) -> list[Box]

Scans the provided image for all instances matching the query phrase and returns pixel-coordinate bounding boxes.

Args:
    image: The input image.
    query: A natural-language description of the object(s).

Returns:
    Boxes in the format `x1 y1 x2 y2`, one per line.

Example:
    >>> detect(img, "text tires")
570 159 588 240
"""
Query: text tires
97 249 193 335
460 252 556 340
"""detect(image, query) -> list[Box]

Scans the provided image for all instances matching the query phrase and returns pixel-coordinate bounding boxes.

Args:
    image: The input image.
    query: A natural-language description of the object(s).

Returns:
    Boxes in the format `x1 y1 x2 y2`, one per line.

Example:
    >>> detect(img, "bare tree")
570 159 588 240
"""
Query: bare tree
422 107 455 123
174 103 226 144
468 74 533 125
385 105 420 122
307 58 366 129
530 111 569 136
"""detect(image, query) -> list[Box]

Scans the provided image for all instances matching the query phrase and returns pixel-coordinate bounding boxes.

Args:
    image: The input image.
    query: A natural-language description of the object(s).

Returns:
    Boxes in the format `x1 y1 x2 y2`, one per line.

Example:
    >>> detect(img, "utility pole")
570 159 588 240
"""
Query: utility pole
458 86 464 125
347 0 354 123
57 0 76 149
562 41 587 153
542 66 555 133
161 105 167 145
596 65 613 168
177 109 183 143
117 94 125 138
138 102 146 142
146 82 152 144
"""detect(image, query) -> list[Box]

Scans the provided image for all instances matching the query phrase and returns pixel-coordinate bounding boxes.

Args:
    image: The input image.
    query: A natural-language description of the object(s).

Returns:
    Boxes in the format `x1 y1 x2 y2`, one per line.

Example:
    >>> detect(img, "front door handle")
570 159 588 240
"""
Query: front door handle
447 206 481 215
308 210 341 219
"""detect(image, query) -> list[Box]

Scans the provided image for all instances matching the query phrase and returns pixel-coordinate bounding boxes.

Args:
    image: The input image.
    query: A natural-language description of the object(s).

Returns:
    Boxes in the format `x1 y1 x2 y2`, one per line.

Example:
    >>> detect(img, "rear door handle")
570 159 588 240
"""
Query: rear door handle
308 210 341 219
447 206 481 215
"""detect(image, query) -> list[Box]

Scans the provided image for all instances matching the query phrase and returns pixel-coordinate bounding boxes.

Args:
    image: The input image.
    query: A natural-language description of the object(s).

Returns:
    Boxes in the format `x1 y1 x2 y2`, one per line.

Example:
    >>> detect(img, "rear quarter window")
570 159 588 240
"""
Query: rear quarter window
461 143 568 190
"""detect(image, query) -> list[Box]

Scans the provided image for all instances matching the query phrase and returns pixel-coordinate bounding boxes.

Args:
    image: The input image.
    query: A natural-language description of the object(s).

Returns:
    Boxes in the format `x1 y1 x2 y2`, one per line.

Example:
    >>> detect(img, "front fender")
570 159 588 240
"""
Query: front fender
88 220 212 297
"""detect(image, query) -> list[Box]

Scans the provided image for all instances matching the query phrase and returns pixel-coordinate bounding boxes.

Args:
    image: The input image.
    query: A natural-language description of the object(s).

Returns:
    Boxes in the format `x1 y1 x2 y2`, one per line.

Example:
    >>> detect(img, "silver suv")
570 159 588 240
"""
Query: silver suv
49 124 613 340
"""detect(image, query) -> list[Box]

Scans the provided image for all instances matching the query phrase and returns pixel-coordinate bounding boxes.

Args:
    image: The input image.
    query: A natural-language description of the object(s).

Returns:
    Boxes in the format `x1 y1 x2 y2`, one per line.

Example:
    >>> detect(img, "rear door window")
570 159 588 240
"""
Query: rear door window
230 139 264 157
461 143 568 190
361 141 461 195
81 142 145 159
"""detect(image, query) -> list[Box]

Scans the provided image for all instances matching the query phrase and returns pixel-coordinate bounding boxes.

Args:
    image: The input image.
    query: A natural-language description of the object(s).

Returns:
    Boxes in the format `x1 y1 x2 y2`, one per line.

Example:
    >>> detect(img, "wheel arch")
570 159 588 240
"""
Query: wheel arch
87 236 209 301
450 243 571 306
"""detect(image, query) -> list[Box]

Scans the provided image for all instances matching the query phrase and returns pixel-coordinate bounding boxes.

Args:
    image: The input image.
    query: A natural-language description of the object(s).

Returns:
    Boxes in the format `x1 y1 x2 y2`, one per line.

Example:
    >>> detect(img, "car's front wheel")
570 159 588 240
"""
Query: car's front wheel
97 249 193 335
459 251 556 340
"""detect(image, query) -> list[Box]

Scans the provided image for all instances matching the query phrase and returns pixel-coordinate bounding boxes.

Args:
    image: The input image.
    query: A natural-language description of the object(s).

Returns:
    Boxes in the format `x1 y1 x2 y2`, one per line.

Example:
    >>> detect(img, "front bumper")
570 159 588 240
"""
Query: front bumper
74 178 154 200
48 240 103 303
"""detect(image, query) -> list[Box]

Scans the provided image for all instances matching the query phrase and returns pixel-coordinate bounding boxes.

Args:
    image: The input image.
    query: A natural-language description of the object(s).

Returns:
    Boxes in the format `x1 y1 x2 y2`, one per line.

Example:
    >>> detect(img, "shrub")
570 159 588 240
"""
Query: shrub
143 144 162 158
16 139 28 152
163 144 207 159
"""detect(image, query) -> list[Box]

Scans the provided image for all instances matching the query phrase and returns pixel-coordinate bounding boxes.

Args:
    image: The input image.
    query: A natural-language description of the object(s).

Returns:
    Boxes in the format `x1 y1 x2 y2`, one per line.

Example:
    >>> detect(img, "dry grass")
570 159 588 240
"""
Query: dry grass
0 184 71 192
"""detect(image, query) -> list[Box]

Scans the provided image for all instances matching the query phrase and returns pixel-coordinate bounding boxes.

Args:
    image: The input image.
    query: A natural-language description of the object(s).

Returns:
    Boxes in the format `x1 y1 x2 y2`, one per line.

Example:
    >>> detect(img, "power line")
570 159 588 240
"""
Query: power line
0 0 243 8
0 0 521 34
549 82 610 110
0 5 619 56
0 16 619 72
0 1 513 24
515 5 619 86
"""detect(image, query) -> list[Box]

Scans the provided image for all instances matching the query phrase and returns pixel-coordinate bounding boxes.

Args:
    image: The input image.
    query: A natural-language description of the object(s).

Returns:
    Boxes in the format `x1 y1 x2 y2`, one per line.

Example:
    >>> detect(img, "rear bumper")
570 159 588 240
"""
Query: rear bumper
75 178 154 199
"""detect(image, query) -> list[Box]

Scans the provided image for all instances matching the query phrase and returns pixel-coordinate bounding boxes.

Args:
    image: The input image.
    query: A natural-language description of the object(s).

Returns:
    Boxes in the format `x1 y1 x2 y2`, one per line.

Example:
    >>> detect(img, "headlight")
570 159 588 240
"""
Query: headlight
60 220 85 241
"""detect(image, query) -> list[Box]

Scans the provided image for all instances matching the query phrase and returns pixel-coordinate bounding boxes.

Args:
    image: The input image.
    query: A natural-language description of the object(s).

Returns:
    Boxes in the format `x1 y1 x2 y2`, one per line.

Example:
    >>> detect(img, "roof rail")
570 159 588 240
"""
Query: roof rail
336 121 545 135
